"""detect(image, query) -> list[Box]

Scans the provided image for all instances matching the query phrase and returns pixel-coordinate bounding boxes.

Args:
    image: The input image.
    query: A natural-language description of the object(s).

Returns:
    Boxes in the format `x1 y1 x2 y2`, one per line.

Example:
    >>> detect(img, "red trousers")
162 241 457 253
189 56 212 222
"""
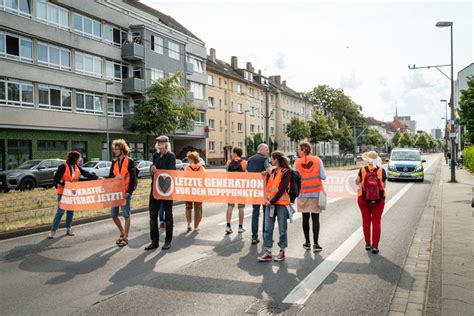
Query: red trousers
357 197 385 248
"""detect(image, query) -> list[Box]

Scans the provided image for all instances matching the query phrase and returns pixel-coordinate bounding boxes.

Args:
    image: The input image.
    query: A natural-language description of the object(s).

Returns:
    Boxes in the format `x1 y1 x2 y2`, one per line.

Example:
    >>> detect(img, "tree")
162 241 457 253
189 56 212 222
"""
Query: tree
335 117 354 155
309 108 333 144
458 76 474 144
130 73 198 137
414 133 429 152
286 117 310 144
392 132 401 147
398 131 414 147
365 128 385 148
245 133 264 157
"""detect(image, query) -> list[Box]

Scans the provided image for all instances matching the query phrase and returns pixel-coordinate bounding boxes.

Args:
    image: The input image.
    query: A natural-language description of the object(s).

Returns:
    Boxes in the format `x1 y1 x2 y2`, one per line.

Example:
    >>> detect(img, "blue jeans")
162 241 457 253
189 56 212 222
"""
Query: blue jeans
111 195 132 218
51 194 73 231
263 205 289 250
251 204 265 240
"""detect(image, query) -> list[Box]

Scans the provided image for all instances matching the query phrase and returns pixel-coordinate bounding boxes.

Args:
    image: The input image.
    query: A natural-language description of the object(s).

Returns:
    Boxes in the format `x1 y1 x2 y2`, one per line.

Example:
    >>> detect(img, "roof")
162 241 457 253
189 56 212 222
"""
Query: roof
268 80 302 99
206 58 247 82
124 0 202 42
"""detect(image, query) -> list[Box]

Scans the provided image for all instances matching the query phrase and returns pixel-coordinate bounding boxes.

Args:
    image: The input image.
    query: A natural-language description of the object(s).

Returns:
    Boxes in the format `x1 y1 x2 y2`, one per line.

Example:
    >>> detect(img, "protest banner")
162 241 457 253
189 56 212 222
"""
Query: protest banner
325 170 360 199
58 178 126 211
152 170 267 204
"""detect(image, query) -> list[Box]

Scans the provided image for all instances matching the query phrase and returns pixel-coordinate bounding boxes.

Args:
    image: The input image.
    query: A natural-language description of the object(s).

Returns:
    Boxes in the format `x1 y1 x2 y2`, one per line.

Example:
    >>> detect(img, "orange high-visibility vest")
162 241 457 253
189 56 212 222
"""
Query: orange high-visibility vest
113 156 130 192
186 164 203 172
357 165 385 197
295 155 324 194
57 163 80 194
266 168 291 206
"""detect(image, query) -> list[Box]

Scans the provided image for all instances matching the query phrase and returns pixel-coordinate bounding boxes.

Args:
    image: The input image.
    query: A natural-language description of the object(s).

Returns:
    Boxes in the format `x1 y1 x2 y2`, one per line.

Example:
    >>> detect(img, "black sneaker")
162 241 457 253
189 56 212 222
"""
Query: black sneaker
144 243 159 251
303 243 311 250
313 244 322 253
371 247 379 254
162 242 171 250
365 245 372 251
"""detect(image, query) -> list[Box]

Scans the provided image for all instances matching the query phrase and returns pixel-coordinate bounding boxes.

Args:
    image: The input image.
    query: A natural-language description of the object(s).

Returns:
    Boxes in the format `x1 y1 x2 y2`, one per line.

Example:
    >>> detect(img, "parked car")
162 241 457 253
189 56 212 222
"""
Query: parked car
176 159 184 170
287 155 297 165
136 160 153 178
81 161 111 178
387 148 426 182
181 157 206 170
0 159 65 192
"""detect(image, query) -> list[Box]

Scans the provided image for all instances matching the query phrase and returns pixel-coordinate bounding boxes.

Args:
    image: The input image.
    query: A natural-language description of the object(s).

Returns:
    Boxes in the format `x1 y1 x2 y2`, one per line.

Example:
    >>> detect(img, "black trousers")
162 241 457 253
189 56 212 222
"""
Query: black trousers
149 195 173 244
302 213 320 244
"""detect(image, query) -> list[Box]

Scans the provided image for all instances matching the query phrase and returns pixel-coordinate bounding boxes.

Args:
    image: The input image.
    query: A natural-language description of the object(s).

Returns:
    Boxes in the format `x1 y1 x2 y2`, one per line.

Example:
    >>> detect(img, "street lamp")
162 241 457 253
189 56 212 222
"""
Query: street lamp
244 110 250 156
105 81 114 161
440 99 448 157
436 21 455 182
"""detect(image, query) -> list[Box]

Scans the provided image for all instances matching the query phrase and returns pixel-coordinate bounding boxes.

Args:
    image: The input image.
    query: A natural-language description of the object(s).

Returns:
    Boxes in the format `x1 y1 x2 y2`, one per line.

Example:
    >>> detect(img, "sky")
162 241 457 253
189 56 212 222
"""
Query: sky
142 0 473 132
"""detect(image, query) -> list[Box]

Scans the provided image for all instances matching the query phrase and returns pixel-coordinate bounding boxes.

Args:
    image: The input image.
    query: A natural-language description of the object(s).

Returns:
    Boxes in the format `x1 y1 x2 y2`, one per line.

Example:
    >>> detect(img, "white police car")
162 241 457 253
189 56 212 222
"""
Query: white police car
387 148 425 182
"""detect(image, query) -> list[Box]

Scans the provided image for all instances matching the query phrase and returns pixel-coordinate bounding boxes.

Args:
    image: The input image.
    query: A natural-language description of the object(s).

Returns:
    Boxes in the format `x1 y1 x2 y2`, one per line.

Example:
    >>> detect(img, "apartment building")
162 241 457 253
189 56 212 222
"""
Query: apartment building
0 0 206 170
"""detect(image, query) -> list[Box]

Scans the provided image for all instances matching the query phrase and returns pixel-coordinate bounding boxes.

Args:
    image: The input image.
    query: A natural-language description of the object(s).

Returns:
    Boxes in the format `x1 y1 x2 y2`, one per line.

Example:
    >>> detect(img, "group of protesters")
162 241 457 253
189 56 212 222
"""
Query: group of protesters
48 135 388 260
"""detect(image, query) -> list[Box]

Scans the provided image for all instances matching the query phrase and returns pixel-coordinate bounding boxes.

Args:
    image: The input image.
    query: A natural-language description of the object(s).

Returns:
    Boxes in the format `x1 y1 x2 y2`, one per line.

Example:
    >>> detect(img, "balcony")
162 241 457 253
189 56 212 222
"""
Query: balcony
185 91 194 103
121 43 145 61
186 62 194 75
122 78 145 95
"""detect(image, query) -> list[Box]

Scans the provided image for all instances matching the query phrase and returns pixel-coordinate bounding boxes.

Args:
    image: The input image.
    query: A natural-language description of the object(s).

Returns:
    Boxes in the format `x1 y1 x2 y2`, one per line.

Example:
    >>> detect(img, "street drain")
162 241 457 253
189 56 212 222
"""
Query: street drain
257 307 284 315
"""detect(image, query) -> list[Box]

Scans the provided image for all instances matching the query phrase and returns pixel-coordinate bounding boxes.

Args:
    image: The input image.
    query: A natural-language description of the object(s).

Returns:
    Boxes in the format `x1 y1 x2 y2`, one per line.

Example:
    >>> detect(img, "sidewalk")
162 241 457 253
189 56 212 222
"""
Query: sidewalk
427 165 474 315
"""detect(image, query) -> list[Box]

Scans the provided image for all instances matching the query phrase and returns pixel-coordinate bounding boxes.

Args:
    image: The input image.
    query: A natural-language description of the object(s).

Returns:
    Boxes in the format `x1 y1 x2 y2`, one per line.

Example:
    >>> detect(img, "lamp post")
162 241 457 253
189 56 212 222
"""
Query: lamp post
244 110 250 156
436 21 455 182
105 81 114 161
440 99 448 159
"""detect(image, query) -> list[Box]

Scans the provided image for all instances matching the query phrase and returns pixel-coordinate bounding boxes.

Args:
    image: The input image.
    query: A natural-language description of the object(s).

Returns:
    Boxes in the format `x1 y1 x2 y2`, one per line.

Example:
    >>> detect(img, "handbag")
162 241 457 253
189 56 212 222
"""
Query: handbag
319 191 327 210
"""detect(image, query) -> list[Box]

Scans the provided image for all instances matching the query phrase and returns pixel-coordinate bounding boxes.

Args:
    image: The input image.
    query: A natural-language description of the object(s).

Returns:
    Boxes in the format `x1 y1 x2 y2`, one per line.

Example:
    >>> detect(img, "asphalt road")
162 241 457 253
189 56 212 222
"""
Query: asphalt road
0 154 441 315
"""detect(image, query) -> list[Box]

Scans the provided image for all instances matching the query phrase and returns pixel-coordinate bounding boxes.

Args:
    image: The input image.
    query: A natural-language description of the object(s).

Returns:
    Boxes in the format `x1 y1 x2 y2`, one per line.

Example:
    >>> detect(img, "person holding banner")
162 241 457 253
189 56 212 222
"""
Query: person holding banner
146 135 176 251
184 151 204 232
356 151 387 254
295 141 326 253
109 139 137 248
48 151 98 239
258 151 292 262
246 143 272 244
225 147 247 234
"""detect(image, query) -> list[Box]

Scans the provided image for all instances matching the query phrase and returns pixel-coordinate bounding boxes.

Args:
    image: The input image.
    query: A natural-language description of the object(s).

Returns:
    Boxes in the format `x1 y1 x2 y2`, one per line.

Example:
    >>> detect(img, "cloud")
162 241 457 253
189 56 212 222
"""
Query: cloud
274 52 286 70
403 71 435 90
339 70 363 90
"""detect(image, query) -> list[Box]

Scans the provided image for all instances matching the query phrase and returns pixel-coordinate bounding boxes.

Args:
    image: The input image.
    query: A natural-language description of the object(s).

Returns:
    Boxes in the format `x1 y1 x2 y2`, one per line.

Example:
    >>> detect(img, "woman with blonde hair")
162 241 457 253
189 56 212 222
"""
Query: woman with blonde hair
184 151 204 231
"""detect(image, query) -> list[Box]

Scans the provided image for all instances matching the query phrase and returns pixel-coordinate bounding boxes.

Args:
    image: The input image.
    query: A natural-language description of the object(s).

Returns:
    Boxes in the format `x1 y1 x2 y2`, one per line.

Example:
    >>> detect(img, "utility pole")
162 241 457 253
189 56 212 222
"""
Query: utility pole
265 88 270 145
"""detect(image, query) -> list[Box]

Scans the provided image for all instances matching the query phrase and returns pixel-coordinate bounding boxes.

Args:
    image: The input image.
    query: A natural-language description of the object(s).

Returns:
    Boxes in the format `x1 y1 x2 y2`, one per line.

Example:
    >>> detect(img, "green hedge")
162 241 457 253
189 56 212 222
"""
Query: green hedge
462 146 474 172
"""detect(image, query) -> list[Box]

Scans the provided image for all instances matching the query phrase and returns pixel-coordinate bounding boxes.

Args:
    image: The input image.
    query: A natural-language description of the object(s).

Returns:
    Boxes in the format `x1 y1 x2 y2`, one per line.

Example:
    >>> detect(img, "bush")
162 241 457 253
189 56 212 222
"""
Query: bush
462 146 474 172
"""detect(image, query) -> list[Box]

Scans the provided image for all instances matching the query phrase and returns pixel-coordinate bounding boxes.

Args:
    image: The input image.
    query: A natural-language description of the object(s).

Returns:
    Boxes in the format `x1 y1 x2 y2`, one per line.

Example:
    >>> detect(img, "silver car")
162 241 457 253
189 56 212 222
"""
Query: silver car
136 160 153 178
81 161 111 178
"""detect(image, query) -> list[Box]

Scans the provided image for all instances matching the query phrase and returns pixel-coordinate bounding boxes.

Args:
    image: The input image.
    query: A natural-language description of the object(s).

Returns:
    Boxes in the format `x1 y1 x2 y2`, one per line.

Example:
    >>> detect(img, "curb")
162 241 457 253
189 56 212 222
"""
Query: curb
0 201 184 241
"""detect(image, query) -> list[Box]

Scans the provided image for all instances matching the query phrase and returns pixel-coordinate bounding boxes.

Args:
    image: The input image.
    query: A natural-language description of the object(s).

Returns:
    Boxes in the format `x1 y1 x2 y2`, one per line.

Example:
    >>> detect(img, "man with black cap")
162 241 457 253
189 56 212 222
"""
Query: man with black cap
145 135 176 251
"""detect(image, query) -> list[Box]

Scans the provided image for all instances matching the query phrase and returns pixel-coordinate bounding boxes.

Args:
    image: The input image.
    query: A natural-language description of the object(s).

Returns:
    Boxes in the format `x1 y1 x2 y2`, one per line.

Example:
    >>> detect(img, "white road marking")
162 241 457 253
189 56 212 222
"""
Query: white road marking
283 157 438 305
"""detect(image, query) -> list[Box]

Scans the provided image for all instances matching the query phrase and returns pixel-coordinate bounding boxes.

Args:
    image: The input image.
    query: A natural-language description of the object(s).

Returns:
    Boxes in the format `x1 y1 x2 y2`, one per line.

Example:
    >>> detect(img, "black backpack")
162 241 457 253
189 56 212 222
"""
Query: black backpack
228 159 243 172
287 169 301 203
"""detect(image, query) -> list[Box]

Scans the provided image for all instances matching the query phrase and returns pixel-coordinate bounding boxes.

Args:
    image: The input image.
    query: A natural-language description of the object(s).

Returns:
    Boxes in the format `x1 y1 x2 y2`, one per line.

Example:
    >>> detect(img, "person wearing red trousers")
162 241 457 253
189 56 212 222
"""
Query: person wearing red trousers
356 151 387 254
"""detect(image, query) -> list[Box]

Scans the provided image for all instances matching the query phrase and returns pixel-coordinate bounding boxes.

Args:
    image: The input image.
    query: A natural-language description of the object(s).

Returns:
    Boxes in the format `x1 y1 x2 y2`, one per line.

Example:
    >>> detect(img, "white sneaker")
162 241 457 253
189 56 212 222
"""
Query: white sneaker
238 227 245 234
187 223 192 232
66 228 75 236
225 226 233 234
48 230 56 239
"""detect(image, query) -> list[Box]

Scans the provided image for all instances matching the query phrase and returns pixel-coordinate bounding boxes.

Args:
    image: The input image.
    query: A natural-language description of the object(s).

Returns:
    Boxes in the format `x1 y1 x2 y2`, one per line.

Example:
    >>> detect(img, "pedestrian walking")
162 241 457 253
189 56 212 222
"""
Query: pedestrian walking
185 151 204 232
225 147 248 234
146 135 176 251
258 151 292 262
109 139 137 248
356 151 387 254
48 151 98 239
295 141 326 253
246 143 272 244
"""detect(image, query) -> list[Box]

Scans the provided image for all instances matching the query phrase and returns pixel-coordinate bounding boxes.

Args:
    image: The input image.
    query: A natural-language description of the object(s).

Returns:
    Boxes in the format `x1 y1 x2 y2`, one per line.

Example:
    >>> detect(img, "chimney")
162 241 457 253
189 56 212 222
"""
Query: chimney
246 62 253 72
209 48 216 63
258 69 262 76
270 75 281 84
231 56 238 70
282 80 286 87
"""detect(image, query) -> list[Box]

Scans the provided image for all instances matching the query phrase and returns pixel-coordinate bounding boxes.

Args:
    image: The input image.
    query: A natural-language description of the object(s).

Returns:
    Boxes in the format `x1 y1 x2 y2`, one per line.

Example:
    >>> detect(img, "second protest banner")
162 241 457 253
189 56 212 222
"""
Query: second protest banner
152 170 267 204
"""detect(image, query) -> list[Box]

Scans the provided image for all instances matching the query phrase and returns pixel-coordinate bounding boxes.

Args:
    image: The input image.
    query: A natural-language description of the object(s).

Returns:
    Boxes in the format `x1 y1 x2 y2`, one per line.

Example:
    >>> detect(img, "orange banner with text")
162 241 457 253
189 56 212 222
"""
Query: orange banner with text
152 170 267 204
58 178 126 211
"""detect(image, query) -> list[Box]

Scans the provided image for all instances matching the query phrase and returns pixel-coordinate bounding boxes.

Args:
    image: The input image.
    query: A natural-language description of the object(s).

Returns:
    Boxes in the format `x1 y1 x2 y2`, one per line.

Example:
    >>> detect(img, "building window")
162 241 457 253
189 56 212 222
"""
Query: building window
237 123 243 132
151 35 163 54
74 13 101 39
75 52 102 77
249 106 255 116
0 78 33 107
238 142 243 148
168 41 180 60
243 71 253 81
76 90 103 114
150 68 164 82
38 84 71 111
189 82 205 100
209 141 215 152
106 60 129 82
7 139 31 169
0 32 32 62
36 0 69 29
107 95 130 117
237 84 242 94
104 24 127 47
187 55 204 73
37 41 70 70
129 142 145 160
208 97 214 108
37 140 67 151
208 119 215 129
271 127 274 135
250 124 255 133
248 87 254 97
2 0 31 17
207 75 214 85
236 103 243 113
196 110 205 125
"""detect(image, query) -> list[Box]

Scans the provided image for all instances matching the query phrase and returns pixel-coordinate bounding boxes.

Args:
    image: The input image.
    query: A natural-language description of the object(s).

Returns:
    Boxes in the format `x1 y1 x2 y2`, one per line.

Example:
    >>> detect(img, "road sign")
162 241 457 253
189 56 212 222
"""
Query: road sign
450 132 457 139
